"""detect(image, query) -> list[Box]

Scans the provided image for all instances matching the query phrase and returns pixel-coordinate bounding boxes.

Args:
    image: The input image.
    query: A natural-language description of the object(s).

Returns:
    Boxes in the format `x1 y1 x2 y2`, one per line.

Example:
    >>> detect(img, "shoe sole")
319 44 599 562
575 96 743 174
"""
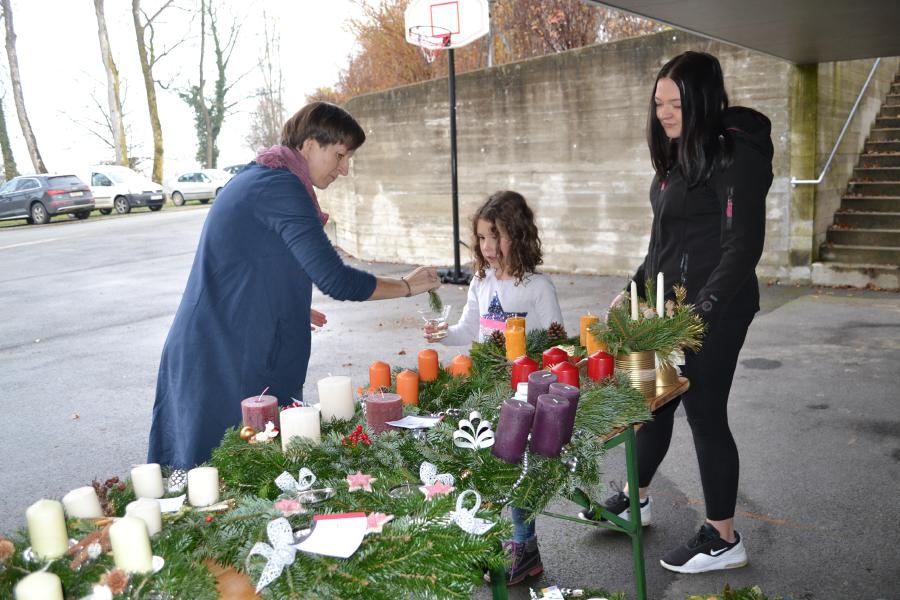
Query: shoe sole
578 502 651 527
659 544 748 574
507 564 544 585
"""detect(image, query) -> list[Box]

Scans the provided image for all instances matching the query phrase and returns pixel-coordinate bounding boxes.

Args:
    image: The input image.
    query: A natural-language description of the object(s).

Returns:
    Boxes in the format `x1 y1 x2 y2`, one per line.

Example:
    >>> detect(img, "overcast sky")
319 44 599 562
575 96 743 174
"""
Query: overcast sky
2 0 365 181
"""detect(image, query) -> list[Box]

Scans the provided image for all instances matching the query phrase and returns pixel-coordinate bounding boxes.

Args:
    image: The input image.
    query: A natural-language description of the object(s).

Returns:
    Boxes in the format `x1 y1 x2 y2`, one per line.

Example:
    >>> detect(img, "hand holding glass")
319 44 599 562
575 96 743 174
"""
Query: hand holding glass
420 305 451 342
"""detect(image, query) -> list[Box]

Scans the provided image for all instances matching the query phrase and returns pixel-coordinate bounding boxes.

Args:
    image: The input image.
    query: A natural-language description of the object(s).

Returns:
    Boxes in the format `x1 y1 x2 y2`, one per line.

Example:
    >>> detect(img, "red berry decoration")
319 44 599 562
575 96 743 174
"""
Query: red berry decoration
205 515 214 524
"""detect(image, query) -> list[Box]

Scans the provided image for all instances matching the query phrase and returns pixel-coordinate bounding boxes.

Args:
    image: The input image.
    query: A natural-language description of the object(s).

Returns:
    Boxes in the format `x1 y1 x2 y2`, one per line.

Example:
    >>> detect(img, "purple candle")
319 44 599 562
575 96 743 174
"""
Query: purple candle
527 370 558 407
549 382 580 444
531 394 570 458
365 392 402 435
240 394 280 432
492 399 536 464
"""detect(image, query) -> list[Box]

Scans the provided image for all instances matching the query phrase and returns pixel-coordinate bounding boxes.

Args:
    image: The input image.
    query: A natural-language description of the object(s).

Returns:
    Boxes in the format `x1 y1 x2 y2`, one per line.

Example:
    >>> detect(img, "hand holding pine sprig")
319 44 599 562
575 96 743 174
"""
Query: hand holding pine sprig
589 282 706 361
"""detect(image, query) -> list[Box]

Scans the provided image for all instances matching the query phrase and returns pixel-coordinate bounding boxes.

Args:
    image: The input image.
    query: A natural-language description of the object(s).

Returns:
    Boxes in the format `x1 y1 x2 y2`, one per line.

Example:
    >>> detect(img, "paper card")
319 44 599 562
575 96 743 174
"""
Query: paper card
536 586 565 600
157 495 185 513
293 512 367 559
385 415 442 429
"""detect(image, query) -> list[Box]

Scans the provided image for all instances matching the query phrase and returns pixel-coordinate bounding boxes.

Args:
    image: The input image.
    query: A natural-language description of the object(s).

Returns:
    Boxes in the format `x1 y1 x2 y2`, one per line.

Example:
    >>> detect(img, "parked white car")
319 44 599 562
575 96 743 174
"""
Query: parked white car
164 169 232 206
83 165 165 214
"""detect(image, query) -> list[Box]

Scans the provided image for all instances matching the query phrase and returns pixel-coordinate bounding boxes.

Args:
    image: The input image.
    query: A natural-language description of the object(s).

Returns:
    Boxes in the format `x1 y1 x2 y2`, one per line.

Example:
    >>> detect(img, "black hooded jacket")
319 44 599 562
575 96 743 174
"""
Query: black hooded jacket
633 106 774 325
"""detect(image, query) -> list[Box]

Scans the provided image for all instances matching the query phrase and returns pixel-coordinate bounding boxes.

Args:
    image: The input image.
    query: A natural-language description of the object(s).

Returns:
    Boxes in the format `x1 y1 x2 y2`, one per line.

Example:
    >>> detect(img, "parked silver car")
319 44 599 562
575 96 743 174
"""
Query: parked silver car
164 169 232 206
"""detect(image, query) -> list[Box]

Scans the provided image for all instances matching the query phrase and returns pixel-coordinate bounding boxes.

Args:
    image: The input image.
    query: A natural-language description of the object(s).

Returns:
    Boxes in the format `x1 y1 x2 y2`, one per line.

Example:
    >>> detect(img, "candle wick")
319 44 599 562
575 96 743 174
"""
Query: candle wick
259 386 270 402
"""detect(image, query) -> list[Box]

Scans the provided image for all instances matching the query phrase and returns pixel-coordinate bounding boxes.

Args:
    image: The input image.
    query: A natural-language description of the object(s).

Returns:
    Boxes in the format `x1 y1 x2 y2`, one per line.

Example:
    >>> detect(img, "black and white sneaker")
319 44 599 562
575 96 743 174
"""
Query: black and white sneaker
660 523 748 574
578 486 651 526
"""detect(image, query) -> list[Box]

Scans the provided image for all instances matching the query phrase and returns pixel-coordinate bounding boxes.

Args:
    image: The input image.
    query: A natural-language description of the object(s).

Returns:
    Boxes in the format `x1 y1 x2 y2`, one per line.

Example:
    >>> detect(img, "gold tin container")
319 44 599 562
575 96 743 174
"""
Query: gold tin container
656 360 680 388
615 351 656 399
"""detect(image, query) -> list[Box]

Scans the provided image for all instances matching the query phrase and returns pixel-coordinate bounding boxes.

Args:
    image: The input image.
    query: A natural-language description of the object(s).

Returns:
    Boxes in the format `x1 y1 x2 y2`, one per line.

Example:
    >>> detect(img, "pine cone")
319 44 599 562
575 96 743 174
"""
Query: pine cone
547 321 567 341
487 329 506 348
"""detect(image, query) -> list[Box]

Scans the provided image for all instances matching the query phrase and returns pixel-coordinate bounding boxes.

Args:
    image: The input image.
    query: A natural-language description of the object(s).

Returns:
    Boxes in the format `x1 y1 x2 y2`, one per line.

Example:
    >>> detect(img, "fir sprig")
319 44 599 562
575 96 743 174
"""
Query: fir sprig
428 289 444 312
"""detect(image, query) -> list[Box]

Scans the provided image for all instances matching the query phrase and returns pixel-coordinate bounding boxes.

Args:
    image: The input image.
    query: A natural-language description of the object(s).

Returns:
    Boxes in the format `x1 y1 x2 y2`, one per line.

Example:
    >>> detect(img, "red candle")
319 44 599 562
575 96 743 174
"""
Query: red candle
396 370 419 405
369 361 391 392
588 351 614 382
531 393 570 458
365 391 403 435
510 355 539 390
417 349 439 382
542 346 568 369
492 399 535 464
448 354 473 377
551 360 580 388
240 394 280 432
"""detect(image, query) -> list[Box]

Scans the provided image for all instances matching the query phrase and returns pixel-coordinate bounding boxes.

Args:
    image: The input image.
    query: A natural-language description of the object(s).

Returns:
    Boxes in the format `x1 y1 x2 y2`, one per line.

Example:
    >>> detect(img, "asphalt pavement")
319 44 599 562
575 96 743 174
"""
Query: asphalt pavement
0 208 897 600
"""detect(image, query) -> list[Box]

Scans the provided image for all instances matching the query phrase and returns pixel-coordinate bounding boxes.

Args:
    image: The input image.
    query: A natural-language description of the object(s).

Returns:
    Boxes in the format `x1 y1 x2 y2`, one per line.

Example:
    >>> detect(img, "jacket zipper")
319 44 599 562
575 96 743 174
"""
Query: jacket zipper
726 185 734 231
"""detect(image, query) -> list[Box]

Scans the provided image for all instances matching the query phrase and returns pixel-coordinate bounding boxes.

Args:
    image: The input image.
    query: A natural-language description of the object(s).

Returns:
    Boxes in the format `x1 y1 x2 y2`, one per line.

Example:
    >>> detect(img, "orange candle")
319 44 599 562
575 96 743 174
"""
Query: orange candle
506 316 526 330
579 314 600 347
505 325 526 361
396 369 419 405
368 361 391 392
448 354 473 378
585 330 607 355
418 349 439 382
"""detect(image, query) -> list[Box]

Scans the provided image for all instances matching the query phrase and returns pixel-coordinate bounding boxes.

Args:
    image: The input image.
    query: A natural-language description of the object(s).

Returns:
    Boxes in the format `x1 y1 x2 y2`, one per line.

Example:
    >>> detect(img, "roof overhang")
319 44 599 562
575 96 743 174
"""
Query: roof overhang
586 0 900 64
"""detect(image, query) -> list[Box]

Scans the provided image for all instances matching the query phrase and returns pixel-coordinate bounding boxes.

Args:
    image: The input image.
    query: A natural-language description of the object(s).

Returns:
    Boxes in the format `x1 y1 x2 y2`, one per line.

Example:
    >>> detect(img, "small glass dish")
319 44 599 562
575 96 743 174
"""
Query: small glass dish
418 305 451 340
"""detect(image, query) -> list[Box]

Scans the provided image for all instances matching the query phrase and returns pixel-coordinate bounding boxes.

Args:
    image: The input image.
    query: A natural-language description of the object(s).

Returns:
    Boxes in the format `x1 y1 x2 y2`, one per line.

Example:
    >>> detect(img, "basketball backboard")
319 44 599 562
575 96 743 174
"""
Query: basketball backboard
404 0 490 50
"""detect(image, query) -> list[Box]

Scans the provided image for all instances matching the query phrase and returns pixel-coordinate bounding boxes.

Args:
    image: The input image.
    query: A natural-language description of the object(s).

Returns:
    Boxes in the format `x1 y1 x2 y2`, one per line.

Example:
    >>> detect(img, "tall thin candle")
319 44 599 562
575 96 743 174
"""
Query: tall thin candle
656 272 665 317
630 280 639 320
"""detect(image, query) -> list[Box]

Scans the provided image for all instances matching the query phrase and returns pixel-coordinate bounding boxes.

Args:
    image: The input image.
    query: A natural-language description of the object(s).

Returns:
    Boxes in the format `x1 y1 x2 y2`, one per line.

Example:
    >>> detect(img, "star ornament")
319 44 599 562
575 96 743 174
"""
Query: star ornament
346 471 377 492
419 481 455 501
365 512 394 534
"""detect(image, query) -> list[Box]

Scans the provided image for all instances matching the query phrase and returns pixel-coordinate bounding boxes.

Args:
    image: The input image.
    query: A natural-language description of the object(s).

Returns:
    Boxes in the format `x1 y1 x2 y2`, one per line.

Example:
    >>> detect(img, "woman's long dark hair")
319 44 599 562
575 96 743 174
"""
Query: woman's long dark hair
647 51 730 187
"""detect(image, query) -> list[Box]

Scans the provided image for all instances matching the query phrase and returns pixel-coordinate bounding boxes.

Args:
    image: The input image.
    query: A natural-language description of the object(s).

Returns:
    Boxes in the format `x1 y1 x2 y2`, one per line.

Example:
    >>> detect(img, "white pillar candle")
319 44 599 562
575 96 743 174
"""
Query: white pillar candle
281 406 321 450
14 571 63 600
62 486 104 519
126 498 162 536
109 515 153 573
656 272 665 318
317 375 355 422
131 463 165 499
187 467 220 507
25 499 68 559
630 280 639 321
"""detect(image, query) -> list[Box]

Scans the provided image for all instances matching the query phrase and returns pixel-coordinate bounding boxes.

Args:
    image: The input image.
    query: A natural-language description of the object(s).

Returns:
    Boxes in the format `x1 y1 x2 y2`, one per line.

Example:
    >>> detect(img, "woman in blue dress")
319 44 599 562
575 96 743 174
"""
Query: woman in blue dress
148 102 439 469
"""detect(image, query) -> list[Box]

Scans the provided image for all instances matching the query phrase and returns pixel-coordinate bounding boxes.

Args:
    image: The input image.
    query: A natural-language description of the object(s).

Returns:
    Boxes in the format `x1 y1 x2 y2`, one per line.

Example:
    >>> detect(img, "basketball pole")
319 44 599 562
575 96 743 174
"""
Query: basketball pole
441 46 471 285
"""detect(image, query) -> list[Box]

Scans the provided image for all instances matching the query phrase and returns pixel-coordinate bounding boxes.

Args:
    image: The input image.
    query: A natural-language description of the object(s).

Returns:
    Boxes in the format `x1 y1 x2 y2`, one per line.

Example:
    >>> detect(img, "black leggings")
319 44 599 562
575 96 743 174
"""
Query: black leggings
635 315 753 521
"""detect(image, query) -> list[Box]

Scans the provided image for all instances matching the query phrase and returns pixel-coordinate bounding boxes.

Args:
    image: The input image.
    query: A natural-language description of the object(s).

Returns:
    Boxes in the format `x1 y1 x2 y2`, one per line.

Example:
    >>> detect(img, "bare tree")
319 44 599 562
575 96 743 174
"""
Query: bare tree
93 0 128 166
180 0 240 168
246 12 284 152
132 0 185 183
0 93 17 179
1 0 45 173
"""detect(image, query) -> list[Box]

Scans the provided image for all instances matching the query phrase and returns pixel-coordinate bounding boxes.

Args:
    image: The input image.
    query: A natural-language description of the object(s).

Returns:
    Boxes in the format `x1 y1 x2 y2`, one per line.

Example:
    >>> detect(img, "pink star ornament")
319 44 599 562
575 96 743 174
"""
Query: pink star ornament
420 481 455 501
365 512 394 534
346 471 377 492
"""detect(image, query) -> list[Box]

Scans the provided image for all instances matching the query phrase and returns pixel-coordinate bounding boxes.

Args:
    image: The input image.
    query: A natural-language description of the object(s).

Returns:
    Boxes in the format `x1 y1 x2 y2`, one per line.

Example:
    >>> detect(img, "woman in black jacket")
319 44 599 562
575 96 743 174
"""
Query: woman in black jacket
585 51 774 574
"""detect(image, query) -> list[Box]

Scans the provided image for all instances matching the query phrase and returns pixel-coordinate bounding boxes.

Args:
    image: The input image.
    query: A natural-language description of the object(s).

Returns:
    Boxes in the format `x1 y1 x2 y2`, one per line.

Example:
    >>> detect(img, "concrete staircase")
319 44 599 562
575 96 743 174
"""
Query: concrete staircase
814 70 900 289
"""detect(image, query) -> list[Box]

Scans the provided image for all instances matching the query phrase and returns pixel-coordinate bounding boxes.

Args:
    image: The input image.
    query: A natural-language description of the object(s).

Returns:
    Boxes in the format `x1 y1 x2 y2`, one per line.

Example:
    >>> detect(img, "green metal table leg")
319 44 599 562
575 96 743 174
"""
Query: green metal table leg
489 567 508 600
623 426 647 600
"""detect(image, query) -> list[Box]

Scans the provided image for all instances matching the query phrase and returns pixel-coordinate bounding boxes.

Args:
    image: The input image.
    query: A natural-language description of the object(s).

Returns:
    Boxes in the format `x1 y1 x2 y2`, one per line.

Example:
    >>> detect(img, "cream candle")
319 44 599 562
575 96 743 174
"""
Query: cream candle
126 499 162 536
13 571 63 600
656 272 665 317
280 406 321 450
109 515 153 573
25 499 68 560
631 280 639 320
317 375 355 422
62 486 104 519
187 467 219 507
131 463 165 499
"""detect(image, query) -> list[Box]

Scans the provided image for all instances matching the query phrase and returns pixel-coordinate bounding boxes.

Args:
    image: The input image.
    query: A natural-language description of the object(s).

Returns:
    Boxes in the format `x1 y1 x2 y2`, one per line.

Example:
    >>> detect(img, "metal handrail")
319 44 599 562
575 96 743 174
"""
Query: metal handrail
791 57 881 187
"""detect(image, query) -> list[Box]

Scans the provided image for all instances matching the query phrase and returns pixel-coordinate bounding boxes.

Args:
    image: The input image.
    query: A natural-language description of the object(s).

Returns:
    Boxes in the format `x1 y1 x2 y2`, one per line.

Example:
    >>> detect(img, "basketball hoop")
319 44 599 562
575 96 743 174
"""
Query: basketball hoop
408 25 452 64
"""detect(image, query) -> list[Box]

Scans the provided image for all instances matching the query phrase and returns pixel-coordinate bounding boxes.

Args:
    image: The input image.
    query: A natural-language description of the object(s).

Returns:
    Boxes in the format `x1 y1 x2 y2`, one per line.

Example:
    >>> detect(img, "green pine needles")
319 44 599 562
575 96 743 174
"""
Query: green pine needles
589 282 706 361
428 289 444 312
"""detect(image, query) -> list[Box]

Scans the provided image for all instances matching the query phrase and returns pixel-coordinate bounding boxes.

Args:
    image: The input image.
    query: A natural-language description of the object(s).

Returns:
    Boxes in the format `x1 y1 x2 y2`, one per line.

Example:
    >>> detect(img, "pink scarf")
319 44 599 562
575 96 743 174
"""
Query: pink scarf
254 144 329 225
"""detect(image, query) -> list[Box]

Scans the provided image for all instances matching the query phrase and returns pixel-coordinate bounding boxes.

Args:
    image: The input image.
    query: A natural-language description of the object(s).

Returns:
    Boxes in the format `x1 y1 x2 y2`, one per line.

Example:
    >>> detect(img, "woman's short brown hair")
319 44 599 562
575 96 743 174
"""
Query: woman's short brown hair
281 102 366 151
472 190 543 283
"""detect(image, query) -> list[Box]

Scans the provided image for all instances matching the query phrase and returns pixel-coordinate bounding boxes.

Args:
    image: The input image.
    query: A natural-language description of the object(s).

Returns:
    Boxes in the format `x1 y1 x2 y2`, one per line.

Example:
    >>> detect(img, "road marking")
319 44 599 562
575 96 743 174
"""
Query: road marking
0 237 64 250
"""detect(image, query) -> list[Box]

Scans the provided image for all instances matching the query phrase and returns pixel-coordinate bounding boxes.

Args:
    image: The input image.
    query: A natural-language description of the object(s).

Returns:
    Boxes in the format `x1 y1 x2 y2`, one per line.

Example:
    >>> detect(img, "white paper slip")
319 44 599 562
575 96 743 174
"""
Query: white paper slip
293 512 367 559
385 415 442 429
157 495 186 513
